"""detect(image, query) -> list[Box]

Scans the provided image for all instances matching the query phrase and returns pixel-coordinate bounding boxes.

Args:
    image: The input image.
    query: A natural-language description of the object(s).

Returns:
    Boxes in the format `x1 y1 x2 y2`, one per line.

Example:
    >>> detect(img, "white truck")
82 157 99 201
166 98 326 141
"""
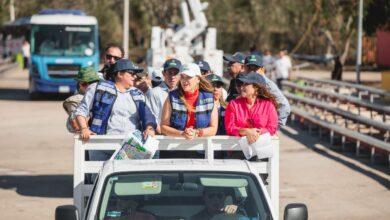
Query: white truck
55 135 307 220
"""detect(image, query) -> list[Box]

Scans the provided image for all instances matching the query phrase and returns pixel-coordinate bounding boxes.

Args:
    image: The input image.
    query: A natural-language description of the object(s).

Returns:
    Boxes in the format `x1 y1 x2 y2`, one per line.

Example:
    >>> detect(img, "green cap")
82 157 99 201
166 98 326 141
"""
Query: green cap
75 67 100 83
205 74 225 86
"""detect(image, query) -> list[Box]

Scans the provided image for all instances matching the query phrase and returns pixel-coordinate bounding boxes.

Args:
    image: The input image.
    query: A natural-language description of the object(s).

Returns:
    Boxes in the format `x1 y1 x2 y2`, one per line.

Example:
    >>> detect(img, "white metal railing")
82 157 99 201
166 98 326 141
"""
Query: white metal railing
74 135 279 219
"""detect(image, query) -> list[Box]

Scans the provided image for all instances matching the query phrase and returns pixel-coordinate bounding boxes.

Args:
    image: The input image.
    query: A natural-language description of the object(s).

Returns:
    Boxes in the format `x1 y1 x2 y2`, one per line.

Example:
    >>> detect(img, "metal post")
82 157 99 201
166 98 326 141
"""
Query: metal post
356 0 363 84
123 0 130 58
9 0 15 21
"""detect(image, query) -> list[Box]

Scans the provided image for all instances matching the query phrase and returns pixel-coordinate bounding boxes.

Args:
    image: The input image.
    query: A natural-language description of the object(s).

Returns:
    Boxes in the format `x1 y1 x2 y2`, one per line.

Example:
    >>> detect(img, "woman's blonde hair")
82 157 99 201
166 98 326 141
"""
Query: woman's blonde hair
177 76 214 112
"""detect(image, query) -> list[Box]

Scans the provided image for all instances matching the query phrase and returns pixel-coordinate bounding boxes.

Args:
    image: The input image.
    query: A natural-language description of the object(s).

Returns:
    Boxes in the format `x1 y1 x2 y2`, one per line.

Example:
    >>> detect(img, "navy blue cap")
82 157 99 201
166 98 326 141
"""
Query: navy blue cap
236 72 266 85
195 60 211 72
223 52 245 64
245 54 263 67
205 74 225 85
163 58 182 71
112 59 143 73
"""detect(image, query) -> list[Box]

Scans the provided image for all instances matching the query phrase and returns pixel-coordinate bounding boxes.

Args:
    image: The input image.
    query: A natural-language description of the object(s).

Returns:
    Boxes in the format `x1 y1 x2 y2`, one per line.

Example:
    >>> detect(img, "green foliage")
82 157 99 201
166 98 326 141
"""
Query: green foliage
0 0 388 58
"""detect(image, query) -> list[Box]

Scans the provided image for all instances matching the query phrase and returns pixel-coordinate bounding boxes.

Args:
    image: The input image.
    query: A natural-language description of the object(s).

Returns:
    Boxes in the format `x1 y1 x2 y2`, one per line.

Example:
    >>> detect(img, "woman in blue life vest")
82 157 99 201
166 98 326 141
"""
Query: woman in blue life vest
160 63 218 140
75 59 157 144
205 74 227 135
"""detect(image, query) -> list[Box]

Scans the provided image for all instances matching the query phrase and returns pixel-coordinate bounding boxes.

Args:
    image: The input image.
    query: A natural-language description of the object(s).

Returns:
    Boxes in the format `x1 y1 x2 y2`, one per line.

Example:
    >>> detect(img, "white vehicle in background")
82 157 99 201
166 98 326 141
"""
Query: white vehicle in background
147 0 224 76
55 136 308 220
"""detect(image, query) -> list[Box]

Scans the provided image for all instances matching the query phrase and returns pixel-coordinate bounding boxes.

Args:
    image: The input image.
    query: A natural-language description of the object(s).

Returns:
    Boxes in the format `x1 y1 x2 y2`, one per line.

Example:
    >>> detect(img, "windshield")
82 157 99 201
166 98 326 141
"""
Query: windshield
97 172 272 220
31 25 96 56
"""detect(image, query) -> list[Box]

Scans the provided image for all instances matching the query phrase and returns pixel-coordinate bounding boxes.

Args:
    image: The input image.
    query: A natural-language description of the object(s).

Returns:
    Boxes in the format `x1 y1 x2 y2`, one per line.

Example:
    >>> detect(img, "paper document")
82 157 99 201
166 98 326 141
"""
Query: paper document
113 130 159 160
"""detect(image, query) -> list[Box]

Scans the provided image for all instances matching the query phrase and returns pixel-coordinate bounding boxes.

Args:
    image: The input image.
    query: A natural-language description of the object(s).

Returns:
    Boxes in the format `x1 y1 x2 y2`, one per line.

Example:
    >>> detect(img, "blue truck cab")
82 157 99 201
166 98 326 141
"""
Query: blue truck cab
29 10 99 97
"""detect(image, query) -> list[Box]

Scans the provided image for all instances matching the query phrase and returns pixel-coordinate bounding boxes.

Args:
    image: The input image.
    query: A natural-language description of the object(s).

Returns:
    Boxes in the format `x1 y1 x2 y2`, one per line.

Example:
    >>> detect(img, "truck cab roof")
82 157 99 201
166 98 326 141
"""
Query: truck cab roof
103 159 263 176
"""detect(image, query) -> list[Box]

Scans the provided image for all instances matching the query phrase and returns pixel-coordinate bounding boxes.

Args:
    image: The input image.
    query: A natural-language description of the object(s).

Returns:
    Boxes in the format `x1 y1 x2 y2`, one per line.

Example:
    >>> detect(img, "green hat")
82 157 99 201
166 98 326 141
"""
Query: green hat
75 67 99 83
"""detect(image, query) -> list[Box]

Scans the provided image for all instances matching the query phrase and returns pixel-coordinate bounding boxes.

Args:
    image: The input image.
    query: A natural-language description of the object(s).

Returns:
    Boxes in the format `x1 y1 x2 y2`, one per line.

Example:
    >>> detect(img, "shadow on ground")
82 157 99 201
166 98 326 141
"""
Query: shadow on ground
0 175 73 198
0 88 70 101
281 124 390 189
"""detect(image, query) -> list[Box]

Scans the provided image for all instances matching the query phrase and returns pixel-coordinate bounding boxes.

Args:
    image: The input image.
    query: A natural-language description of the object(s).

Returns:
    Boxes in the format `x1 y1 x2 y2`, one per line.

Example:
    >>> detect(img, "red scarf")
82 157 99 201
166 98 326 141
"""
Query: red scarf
184 89 199 128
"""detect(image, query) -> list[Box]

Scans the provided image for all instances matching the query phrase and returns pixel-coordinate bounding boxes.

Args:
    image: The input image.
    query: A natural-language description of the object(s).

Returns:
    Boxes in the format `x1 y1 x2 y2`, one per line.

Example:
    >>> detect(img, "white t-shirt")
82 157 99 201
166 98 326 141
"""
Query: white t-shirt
274 56 292 79
22 43 30 58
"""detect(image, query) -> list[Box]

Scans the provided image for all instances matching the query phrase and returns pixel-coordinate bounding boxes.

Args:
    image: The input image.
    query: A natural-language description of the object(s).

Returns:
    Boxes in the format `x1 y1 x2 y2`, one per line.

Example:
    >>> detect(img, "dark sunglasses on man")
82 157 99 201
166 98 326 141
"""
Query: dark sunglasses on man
106 54 121 61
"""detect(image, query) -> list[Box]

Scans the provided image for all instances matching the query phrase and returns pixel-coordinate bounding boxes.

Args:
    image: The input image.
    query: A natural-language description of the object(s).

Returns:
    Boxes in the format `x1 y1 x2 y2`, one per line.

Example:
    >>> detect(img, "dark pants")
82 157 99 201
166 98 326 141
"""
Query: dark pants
276 78 284 89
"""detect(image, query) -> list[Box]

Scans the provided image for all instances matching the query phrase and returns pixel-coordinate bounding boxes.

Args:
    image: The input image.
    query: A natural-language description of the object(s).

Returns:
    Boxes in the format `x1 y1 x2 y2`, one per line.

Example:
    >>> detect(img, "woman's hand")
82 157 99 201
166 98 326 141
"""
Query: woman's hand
246 128 261 145
143 126 156 139
80 128 96 141
182 127 197 140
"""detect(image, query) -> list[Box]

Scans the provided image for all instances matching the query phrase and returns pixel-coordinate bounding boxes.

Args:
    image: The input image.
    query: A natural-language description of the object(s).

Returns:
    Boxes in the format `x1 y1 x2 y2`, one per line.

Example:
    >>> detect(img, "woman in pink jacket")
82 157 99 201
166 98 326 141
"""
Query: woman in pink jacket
225 72 278 144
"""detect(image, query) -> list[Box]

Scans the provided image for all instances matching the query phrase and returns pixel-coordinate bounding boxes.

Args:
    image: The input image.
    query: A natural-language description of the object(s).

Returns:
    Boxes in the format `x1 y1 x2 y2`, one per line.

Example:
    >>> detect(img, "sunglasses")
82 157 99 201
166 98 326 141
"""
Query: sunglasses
105 54 121 61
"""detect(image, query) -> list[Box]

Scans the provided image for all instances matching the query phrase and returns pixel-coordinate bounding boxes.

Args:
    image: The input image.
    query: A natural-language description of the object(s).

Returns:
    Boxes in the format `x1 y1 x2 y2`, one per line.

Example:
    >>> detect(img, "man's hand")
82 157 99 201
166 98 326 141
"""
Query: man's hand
80 128 96 141
221 205 238 214
143 126 156 139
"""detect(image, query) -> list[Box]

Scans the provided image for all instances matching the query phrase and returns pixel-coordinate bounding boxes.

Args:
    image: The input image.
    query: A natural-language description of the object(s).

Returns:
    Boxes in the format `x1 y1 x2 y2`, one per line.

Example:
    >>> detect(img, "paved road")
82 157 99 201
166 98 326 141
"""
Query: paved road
0 68 389 219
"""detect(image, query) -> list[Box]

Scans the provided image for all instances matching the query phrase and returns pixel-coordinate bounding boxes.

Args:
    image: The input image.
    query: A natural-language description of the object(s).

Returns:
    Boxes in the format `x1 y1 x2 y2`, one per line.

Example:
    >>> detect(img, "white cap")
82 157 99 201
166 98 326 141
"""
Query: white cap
180 63 201 77
147 66 164 82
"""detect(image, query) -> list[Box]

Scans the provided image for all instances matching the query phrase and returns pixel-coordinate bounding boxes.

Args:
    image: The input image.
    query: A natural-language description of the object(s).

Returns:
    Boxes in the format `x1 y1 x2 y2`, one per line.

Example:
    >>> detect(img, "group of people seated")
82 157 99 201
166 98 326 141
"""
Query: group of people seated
63 43 291 160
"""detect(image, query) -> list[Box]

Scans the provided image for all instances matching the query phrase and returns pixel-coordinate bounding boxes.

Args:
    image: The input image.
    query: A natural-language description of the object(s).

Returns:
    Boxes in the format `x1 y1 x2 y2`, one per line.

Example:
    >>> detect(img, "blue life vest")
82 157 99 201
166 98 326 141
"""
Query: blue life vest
168 89 214 131
89 80 156 134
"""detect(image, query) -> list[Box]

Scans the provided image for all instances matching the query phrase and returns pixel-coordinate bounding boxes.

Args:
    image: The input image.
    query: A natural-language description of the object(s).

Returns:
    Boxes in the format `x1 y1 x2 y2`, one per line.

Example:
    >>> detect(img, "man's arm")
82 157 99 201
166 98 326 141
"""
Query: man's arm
265 77 291 126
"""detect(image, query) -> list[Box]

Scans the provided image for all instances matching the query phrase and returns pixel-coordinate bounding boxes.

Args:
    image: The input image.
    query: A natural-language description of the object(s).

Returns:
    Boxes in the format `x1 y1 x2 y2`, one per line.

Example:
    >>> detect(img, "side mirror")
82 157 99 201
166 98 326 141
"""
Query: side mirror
55 205 80 220
284 203 308 220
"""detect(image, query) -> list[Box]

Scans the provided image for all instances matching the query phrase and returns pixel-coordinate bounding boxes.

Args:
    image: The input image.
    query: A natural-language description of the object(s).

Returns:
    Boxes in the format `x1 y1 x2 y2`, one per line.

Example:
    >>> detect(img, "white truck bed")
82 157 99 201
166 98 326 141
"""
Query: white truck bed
73 135 280 219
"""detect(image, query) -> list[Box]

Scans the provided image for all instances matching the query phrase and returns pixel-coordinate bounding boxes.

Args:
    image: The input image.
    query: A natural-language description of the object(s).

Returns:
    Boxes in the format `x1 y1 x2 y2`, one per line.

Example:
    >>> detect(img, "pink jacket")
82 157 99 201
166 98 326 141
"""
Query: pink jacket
225 97 278 136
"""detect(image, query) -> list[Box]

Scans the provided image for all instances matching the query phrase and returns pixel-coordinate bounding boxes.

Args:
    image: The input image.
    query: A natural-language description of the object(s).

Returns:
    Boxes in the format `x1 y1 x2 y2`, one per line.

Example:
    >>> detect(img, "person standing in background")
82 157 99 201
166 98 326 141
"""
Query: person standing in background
22 40 30 69
262 49 275 82
274 49 292 89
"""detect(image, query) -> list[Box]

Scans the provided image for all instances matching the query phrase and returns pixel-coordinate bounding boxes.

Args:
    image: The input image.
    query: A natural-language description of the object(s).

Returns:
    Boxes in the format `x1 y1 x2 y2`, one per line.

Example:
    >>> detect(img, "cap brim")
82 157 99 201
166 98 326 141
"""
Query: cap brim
211 81 225 86
127 68 144 73
164 66 180 71
180 72 198 77
223 55 235 62
245 62 262 67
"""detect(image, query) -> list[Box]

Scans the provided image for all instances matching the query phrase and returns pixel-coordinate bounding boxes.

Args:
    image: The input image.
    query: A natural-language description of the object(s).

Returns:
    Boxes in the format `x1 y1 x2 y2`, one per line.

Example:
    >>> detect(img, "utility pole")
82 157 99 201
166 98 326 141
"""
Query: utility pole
356 0 363 84
10 0 15 21
123 0 129 58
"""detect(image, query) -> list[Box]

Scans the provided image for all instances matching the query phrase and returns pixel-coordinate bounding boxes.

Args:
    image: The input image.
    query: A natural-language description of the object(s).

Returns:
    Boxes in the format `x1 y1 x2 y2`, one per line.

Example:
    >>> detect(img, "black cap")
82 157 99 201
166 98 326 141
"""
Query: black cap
163 58 182 71
236 72 266 85
205 74 225 86
195 60 211 72
223 52 245 64
112 59 143 73
245 54 263 67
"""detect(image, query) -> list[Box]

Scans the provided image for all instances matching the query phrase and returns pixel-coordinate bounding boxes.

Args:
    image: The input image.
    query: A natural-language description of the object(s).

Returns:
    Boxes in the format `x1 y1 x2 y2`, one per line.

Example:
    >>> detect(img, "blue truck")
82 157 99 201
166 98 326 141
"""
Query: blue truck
28 9 99 98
